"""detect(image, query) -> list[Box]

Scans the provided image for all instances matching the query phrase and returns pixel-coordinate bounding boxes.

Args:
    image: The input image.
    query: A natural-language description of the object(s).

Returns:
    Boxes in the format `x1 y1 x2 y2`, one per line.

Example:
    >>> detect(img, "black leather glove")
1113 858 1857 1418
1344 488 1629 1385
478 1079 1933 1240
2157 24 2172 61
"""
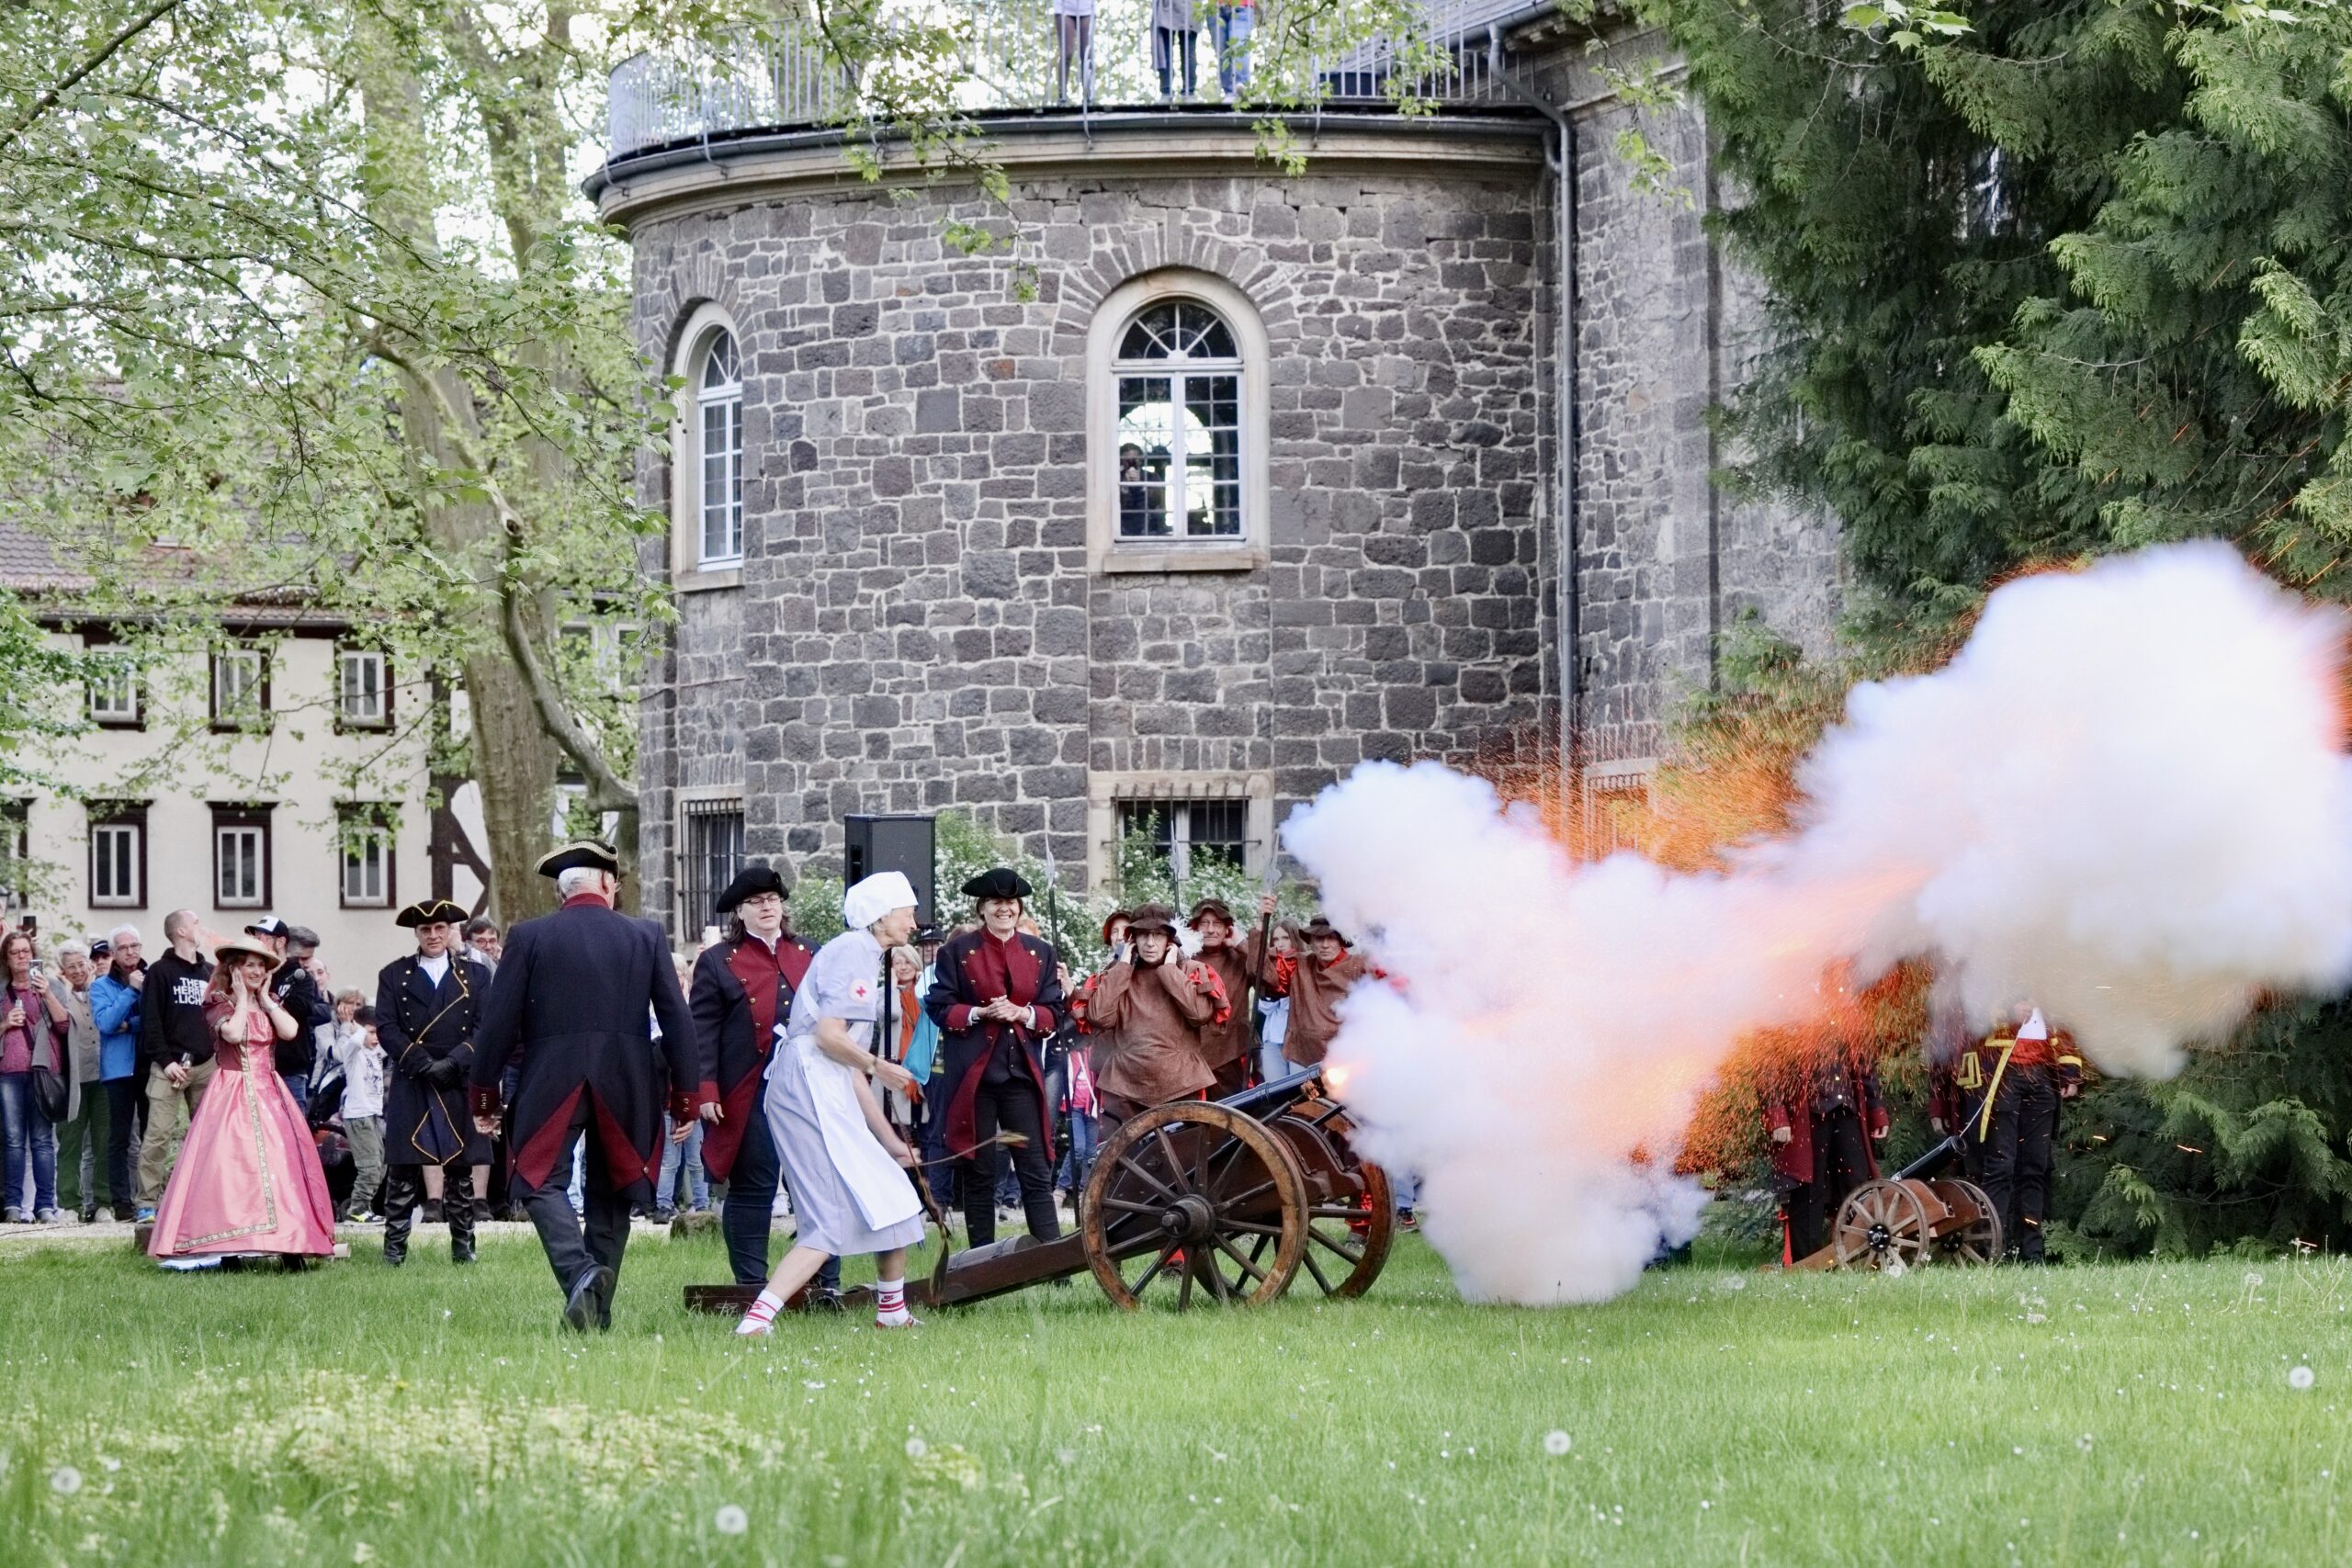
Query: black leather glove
427 1057 465 1089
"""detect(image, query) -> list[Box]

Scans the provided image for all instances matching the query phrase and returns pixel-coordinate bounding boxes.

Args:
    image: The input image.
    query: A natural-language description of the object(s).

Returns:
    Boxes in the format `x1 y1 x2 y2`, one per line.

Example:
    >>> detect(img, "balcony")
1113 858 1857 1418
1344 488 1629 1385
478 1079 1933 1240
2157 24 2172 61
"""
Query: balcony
603 0 1547 168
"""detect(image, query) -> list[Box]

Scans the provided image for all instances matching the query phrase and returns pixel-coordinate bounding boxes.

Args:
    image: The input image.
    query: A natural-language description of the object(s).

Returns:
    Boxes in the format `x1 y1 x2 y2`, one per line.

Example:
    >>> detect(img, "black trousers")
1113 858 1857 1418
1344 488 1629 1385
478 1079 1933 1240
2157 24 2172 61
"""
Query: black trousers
960 1076 1060 1247
723 1104 840 1292
1786 1108 1871 1261
384 1163 475 1262
1980 1064 2059 1261
521 1102 632 1301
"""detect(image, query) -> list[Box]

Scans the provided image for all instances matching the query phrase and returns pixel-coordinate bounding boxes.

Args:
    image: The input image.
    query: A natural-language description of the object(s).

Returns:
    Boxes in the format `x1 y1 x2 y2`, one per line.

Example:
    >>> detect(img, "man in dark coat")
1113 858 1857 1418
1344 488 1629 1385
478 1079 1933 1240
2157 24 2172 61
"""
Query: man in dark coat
469 840 707 1331
687 863 836 1294
922 867 1065 1247
245 916 329 1103
377 898 494 1266
1766 1055 1890 1263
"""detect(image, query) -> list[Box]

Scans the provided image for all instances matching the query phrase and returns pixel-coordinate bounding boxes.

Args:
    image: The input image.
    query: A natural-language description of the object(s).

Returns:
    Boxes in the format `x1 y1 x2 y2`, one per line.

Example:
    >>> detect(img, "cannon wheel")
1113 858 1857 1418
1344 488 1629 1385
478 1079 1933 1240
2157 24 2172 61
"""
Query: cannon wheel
1080 1101 1309 1309
1928 1178 2003 1265
1264 1106 1396 1298
1832 1179 1935 1272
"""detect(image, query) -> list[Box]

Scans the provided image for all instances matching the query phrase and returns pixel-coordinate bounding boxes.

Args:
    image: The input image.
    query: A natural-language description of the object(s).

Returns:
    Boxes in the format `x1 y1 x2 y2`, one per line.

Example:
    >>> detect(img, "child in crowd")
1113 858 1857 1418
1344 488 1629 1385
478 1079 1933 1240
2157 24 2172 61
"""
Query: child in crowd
339 1004 388 1222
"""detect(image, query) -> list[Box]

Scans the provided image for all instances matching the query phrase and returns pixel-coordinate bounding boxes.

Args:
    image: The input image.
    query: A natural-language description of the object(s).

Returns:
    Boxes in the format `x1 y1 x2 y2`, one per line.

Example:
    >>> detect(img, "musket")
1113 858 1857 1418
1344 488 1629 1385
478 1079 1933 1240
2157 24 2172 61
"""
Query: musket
1042 842 1065 967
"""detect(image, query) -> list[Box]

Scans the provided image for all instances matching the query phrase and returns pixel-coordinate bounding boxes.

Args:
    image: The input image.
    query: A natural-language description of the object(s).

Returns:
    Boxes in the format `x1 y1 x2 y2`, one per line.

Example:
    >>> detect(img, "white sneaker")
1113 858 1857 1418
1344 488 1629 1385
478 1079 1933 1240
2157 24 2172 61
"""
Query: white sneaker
37 1208 68 1225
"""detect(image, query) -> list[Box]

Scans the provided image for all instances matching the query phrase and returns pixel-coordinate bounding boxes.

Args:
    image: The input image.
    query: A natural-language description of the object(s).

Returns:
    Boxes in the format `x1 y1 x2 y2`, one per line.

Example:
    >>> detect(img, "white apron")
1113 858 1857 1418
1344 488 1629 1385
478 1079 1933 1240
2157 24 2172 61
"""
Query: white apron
793 1029 922 1232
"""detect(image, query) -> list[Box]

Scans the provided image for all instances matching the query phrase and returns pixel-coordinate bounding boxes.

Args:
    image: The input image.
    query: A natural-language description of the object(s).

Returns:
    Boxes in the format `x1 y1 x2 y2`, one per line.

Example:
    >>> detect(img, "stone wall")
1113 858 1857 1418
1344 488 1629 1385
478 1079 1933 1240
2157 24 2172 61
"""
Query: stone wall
1534 28 1843 760
625 133 1552 925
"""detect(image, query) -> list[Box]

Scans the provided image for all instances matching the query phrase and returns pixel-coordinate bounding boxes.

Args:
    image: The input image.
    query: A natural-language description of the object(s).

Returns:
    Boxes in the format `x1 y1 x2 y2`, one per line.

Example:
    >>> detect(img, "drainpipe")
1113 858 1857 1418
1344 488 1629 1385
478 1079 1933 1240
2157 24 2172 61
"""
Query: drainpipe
1487 24 1579 759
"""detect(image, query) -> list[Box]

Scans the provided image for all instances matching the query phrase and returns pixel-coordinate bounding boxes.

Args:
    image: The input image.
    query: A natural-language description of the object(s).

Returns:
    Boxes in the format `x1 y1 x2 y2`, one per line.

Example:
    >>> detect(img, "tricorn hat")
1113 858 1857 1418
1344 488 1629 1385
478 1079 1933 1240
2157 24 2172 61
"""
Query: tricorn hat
715 864 789 913
397 898 469 930
1301 916 1351 948
1188 897 1235 930
961 867 1033 903
1125 903 1180 937
536 839 620 879
212 933 280 968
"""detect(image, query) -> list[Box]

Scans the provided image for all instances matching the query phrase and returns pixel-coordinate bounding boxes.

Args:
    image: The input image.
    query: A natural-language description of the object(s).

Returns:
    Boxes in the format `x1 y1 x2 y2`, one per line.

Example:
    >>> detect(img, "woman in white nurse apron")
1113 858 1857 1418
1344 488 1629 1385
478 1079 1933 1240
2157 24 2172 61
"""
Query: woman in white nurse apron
736 872 929 1334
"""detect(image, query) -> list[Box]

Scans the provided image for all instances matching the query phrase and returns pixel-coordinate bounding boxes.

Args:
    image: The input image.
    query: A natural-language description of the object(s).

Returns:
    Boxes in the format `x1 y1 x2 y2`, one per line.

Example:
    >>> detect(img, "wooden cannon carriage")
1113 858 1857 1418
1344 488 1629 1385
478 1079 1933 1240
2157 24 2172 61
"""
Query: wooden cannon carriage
685 1069 1396 1315
1790 1130 2003 1272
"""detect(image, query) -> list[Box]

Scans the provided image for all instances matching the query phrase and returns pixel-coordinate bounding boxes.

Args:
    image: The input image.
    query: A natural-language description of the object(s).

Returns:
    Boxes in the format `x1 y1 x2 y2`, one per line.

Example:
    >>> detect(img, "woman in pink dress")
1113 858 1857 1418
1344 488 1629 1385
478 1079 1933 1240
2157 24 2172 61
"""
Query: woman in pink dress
148 935 335 1264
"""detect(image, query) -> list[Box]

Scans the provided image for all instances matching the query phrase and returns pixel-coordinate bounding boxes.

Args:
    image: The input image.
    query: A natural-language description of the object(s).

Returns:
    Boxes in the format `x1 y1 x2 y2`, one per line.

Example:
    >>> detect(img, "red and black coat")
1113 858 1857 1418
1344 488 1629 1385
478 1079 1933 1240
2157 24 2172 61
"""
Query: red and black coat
1763 1058 1889 1188
468 896 708 1204
688 930 815 1182
376 952 495 1167
922 930 1064 1164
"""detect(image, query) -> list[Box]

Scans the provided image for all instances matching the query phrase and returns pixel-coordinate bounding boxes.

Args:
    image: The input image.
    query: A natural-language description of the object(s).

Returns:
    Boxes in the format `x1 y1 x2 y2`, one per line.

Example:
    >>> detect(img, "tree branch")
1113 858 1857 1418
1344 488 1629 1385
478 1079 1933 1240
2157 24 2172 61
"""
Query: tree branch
0 0 193 155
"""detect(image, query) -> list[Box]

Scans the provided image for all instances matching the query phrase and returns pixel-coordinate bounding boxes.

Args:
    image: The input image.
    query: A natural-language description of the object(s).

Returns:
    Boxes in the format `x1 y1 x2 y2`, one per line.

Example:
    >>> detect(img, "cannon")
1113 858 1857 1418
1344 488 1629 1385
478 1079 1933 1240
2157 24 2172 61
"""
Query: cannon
1790 1127 2002 1272
684 1068 1395 1315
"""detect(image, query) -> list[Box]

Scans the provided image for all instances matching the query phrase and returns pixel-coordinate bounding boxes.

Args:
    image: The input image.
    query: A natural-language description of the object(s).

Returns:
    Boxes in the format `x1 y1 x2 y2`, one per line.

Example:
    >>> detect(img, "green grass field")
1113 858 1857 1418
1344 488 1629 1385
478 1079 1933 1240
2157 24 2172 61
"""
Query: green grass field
2 1224 2345 1566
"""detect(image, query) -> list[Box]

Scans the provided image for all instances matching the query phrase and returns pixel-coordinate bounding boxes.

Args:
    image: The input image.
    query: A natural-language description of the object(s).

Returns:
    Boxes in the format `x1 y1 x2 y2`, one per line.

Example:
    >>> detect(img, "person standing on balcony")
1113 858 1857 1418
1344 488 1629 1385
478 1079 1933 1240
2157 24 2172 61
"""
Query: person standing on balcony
1153 0 1199 103
1051 0 1094 106
1213 0 1252 97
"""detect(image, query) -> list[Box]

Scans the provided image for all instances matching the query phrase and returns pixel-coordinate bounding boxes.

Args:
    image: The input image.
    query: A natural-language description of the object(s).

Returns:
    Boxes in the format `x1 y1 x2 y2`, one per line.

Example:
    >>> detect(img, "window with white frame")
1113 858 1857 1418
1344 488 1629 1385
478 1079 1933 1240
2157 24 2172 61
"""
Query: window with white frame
1114 300 1243 540
210 646 267 730
337 649 389 728
1116 798 1250 882
87 655 139 726
339 807 394 908
90 806 145 908
696 328 744 568
211 807 270 909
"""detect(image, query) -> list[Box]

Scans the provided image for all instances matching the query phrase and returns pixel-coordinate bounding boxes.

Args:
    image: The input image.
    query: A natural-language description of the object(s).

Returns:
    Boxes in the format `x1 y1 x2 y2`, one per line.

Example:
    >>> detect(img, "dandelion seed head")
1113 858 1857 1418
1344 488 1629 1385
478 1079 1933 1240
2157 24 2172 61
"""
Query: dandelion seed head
1543 1430 1572 1456
2290 1366 2316 1391
905 1436 929 1459
714 1505 748 1535
50 1466 82 1495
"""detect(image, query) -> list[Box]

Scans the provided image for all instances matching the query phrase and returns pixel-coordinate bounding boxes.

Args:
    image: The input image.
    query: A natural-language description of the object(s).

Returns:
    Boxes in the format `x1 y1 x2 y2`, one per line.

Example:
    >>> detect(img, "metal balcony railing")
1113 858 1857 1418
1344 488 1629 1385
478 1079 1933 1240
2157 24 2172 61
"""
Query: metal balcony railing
605 2 1523 165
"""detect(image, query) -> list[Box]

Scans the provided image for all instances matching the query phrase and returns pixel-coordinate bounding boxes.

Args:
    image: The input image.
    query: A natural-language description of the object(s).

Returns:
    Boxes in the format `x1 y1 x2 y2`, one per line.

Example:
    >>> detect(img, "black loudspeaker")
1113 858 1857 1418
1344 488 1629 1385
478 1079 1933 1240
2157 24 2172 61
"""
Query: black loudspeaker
842 814 936 927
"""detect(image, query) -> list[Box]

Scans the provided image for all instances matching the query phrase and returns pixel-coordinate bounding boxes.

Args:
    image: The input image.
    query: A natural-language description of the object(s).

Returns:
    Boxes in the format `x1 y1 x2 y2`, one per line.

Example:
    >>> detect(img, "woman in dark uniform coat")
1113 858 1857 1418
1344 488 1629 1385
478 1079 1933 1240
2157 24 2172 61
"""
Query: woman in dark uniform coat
687 863 834 1295
922 868 1065 1247
376 898 493 1266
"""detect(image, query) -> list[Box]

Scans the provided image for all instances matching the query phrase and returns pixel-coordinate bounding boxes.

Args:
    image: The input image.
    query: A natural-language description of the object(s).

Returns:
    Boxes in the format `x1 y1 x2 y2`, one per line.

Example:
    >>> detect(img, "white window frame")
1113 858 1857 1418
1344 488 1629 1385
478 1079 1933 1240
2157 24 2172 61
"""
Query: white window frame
1088 270 1270 575
337 649 389 728
91 822 141 908
340 817 392 908
214 822 266 908
87 656 139 726
210 647 266 729
669 303 748 591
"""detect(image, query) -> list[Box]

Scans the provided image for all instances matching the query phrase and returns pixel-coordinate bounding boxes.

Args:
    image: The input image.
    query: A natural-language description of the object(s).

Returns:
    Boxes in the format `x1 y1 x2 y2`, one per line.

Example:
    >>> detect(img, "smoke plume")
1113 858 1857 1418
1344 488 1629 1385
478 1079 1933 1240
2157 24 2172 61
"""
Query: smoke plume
1282 543 2352 1303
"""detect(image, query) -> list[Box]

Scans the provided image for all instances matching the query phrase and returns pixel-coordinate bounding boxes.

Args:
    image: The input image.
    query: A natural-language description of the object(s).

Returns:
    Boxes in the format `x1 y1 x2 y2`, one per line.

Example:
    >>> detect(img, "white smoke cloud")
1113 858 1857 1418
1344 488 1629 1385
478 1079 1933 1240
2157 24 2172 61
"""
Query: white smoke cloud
1283 543 2352 1304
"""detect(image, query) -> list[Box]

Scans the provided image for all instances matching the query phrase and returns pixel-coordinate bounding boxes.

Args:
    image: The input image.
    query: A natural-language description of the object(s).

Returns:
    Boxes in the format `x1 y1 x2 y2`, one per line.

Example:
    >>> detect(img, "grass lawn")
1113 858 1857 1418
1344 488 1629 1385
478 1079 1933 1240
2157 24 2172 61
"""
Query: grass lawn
2 1224 2346 1566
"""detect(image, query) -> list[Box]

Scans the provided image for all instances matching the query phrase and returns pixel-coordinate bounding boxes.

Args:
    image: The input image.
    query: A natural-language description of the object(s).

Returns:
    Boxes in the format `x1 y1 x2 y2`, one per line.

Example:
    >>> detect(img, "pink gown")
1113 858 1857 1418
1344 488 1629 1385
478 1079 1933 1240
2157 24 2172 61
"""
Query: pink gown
148 1005 336 1262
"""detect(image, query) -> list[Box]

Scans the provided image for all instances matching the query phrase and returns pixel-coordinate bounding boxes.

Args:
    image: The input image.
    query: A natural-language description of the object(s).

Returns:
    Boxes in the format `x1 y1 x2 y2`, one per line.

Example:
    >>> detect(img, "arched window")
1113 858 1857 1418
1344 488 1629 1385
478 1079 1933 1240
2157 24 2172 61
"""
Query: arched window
1113 300 1241 539
695 328 744 567
1087 271 1268 574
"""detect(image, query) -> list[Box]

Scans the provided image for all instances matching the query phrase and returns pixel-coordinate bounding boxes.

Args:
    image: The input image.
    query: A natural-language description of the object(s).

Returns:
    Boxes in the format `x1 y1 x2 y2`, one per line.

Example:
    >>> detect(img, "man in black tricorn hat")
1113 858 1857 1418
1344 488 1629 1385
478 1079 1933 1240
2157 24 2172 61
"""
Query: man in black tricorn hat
469 840 707 1331
687 862 839 1299
922 867 1066 1247
377 897 494 1266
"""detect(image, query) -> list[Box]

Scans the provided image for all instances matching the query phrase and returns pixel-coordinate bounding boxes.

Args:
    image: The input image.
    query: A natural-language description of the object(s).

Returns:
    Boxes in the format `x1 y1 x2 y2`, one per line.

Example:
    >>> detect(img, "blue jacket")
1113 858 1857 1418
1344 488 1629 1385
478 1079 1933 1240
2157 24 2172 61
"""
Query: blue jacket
89 971 142 1081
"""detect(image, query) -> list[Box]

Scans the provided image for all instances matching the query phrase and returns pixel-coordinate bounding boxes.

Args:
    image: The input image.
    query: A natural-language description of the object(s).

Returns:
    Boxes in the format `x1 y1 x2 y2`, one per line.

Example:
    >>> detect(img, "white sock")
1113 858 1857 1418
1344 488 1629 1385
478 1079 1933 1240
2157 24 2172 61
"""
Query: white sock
875 1276 910 1325
736 1287 786 1336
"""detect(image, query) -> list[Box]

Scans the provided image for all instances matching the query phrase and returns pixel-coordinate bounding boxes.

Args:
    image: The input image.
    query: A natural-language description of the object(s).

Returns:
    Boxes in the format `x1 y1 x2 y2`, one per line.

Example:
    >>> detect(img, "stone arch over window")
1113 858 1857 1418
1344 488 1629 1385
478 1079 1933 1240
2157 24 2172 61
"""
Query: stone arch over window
1088 270 1270 573
669 302 747 589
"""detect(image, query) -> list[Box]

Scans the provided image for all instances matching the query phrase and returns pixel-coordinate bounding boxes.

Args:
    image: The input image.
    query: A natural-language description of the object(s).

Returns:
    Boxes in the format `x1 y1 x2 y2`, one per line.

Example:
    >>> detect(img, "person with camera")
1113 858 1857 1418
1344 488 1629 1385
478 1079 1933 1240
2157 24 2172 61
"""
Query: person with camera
0 929 70 1223
376 898 493 1266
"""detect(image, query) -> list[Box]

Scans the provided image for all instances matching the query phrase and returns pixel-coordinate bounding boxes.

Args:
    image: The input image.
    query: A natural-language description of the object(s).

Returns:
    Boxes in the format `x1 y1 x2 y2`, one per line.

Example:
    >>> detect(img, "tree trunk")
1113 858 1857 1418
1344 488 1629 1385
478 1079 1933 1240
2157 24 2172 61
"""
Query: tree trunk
464 649 563 925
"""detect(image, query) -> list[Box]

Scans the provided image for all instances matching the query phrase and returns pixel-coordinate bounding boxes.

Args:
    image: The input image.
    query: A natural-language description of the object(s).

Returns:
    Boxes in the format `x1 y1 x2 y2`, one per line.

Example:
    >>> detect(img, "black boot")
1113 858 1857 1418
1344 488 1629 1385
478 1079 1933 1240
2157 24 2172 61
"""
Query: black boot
382 1168 420 1266
447 1165 477 1264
